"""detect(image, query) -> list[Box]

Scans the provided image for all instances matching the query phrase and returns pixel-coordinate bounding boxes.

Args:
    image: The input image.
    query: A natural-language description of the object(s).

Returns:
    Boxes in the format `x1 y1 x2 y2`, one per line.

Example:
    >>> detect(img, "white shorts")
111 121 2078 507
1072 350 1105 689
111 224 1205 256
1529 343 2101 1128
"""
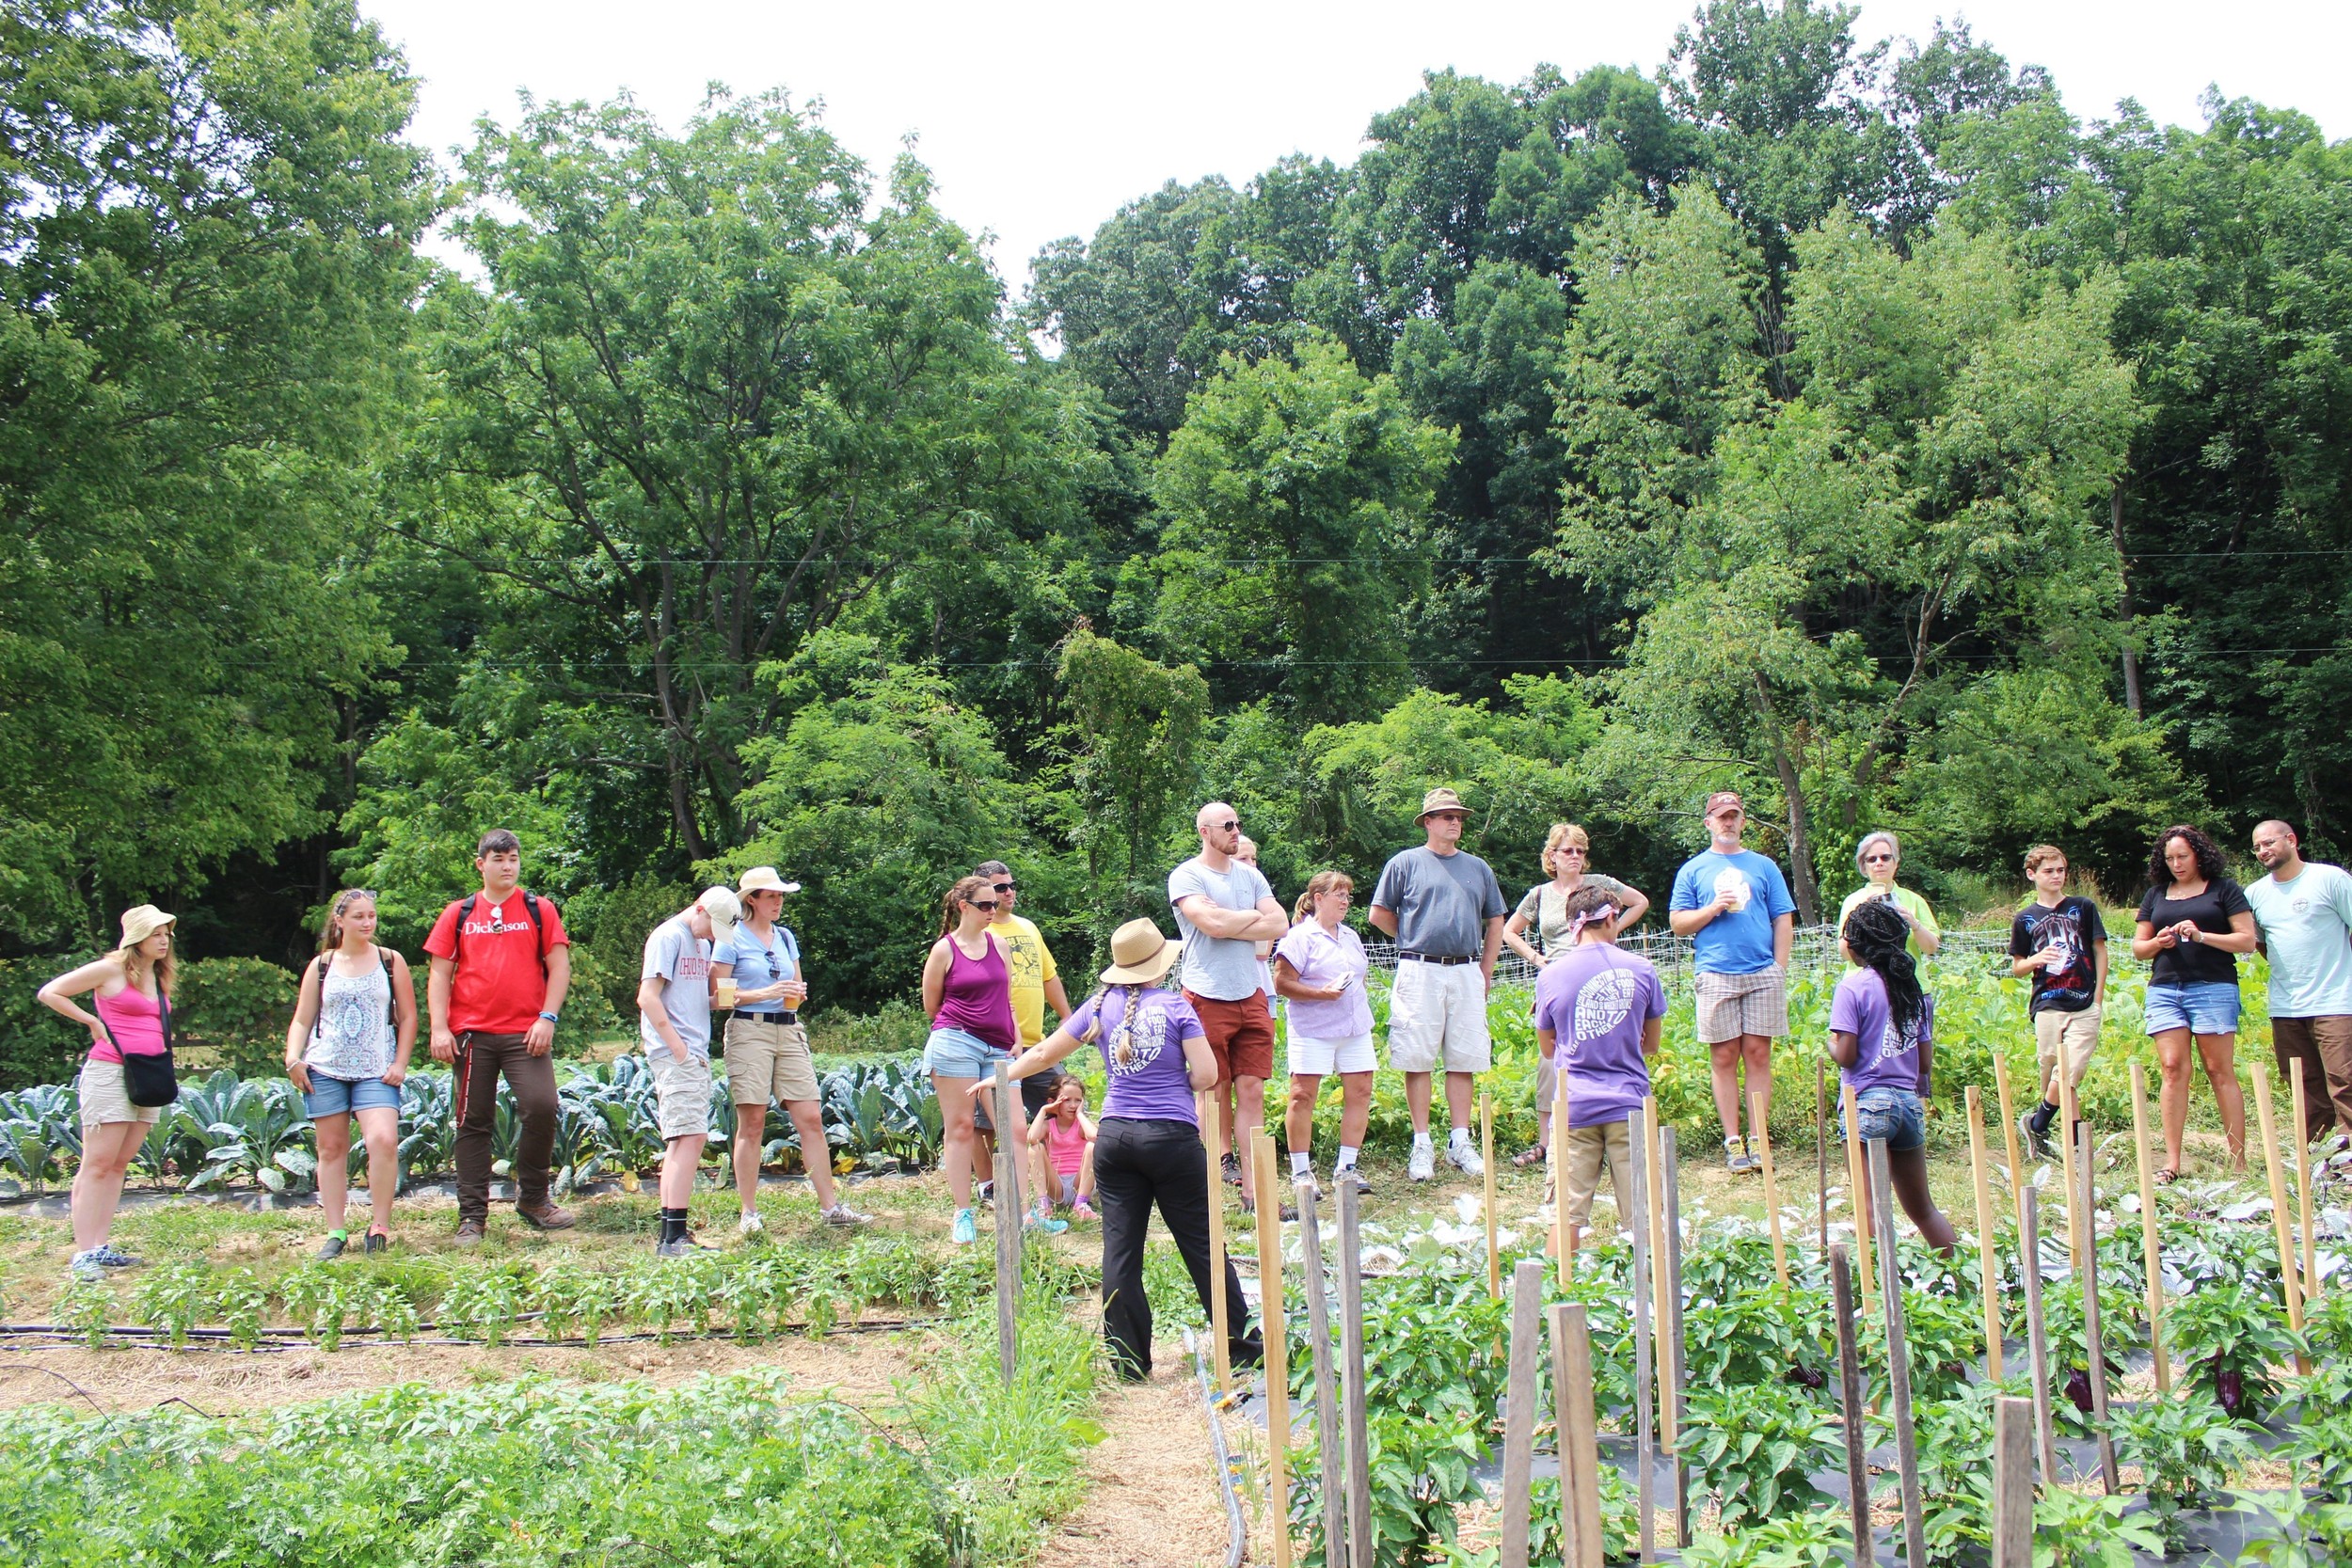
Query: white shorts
1288 1033 1376 1076
647 1049 714 1141
1386 960 1491 1074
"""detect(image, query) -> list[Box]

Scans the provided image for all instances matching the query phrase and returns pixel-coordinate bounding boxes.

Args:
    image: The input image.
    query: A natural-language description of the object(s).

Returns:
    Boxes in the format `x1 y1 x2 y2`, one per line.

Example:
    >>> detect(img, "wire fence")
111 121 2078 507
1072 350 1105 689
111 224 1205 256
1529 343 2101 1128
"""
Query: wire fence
1363 924 2024 994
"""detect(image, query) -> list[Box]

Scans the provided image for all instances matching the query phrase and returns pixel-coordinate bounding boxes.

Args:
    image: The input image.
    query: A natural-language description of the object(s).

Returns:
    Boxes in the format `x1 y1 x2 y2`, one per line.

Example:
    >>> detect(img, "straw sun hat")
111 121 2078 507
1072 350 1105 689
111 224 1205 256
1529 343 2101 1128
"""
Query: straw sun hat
118 905 176 948
1098 918 1180 986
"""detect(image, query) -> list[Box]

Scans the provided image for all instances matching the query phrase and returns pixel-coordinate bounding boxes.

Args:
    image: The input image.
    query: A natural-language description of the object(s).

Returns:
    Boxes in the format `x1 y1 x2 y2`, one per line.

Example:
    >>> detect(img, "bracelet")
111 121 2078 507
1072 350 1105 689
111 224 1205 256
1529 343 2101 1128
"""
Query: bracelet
538 1010 561 1023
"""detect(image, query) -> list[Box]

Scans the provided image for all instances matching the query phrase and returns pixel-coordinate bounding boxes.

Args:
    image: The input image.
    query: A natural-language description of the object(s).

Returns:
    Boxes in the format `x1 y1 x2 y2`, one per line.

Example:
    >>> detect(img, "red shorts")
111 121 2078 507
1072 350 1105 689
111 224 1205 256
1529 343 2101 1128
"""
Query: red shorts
1185 990 1275 1085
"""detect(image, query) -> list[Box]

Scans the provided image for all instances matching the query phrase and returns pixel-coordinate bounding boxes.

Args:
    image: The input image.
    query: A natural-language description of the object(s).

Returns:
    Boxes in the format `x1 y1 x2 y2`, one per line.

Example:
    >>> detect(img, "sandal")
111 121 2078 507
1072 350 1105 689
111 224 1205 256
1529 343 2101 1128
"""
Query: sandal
1513 1146 1549 1169
2153 1165 2179 1186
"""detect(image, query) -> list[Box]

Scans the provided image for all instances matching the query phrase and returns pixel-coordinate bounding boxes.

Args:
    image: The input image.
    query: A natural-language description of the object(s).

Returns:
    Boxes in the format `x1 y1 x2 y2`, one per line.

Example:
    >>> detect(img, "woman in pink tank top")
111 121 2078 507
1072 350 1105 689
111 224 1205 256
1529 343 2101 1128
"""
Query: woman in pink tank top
37 904 179 1278
920 875 1020 1243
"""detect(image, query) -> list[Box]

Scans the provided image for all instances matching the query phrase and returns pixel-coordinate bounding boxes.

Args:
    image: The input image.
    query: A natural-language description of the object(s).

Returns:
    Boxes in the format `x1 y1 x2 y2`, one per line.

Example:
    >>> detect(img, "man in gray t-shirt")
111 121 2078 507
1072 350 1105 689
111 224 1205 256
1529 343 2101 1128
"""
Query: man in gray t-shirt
637 887 738 1256
1168 801 1288 1212
1369 788 1507 1182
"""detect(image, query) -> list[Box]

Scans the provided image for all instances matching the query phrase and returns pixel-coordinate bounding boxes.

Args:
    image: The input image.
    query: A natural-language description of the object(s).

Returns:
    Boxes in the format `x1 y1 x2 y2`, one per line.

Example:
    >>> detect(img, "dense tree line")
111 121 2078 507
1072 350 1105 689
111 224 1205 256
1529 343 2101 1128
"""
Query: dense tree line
6 0 2348 1015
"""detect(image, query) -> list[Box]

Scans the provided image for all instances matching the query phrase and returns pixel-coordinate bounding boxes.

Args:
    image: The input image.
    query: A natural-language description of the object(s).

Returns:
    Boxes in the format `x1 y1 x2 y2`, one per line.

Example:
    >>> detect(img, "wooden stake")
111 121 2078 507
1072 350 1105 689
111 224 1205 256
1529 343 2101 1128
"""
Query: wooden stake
1499 1259 1546 1568
1867 1141 1927 1568
1252 1131 1294 1568
1551 1303 1603 1568
1994 1050 2028 1237
993 1062 1020 1387
1627 1108 1656 1564
2250 1065 2309 1370
1841 1080 1875 1299
1662 1126 1690 1549
1816 1066 1830 1259
2056 1057 2082 1266
1202 1089 1232 1393
1484 1090 1502 1300
2293 1058 2320 1305
1643 1093 1673 1458
2021 1187 2058 1483
1297 1175 1346 1568
2075 1122 2121 1494
1753 1087 1789 1290
1830 1243 1872 1568
1336 1179 1373 1568
1552 1068 1572 1286
1991 1395 2035 1568
1966 1086 2005 1380
2128 1064 2170 1393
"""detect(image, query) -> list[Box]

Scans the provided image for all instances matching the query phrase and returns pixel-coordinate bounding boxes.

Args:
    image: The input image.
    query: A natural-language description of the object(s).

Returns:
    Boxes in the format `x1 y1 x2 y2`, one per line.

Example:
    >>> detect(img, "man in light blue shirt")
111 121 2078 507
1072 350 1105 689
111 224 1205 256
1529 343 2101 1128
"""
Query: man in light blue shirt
1667 791 1796 1172
2249 820 2352 1147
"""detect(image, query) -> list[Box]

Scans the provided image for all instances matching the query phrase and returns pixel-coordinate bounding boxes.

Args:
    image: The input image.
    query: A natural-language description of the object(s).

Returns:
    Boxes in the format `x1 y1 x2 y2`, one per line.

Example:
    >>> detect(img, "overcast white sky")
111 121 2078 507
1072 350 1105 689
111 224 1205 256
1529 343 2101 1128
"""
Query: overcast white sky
363 1 2351 292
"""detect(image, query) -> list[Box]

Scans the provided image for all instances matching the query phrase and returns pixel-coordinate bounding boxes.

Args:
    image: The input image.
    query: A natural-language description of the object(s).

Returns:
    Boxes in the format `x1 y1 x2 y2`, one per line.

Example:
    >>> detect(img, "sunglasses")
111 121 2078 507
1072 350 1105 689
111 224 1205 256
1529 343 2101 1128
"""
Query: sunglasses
992 881 1017 893
1557 847 1588 856
970 899 999 911
1209 820 1241 833
1863 852 1895 864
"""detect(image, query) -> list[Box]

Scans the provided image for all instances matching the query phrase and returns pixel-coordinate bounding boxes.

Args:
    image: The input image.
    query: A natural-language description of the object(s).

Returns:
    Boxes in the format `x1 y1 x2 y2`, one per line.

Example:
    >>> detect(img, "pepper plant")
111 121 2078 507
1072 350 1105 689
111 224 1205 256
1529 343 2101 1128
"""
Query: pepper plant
1679 1381 1841 1530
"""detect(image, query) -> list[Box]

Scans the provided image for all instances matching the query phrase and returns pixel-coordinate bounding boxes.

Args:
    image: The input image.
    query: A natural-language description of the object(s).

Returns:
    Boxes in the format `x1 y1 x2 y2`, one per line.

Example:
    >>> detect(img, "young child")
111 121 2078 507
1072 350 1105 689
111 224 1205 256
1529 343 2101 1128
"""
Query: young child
1027 1076 1098 1222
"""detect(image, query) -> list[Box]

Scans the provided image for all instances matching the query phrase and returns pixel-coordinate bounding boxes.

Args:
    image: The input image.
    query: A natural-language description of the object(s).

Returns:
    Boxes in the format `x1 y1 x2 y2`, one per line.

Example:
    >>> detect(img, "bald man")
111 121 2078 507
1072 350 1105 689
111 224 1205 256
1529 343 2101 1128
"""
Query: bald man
2248 820 2352 1147
1170 802 1288 1213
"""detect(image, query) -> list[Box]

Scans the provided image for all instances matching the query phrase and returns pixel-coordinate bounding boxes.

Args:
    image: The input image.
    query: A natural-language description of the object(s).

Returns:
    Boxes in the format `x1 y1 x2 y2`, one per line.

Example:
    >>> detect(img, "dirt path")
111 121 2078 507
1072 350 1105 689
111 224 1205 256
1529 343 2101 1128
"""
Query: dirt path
1036 1336 1237 1568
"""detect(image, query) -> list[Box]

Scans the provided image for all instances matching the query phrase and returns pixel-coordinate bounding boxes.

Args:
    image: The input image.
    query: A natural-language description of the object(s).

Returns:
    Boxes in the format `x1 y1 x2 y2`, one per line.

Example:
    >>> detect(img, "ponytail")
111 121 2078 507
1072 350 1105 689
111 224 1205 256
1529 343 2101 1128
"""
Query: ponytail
1293 869 1353 924
940 874 992 937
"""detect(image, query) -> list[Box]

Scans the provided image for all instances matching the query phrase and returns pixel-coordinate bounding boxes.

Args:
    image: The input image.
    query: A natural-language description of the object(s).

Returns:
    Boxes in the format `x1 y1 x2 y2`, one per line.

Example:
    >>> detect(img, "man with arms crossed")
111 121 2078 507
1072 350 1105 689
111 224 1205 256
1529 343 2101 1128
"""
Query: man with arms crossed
425 829 577 1243
2249 820 2352 1149
1169 803 1288 1213
2010 844 2108 1158
1369 787 1506 1183
1668 791 1795 1172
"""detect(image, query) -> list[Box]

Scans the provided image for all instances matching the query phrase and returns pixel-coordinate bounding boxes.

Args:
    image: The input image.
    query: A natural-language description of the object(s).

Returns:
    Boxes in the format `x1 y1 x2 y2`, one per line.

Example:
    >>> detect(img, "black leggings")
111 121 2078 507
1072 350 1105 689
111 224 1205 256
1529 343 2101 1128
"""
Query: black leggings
1094 1117 1260 1378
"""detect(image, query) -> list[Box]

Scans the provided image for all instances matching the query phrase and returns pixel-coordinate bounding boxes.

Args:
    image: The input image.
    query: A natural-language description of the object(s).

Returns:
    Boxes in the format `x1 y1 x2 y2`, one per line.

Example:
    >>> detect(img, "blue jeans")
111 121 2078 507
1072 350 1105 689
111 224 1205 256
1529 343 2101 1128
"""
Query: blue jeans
2145 981 2241 1037
1845 1086 1926 1153
302 1075 402 1117
923 1027 1005 1080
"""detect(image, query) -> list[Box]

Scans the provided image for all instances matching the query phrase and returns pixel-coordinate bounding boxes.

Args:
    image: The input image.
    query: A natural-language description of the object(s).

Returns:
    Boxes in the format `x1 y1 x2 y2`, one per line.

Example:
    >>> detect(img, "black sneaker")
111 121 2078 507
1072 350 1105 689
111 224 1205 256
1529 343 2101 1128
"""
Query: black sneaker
363 1229 389 1255
1221 1152 1243 1187
2019 1112 2052 1160
315 1235 347 1260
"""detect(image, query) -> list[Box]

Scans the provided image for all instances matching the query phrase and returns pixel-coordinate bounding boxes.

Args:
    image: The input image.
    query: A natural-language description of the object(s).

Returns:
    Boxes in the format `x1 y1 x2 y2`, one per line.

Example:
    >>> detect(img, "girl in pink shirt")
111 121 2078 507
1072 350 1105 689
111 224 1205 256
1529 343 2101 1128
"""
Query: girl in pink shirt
1027 1077 1097 1221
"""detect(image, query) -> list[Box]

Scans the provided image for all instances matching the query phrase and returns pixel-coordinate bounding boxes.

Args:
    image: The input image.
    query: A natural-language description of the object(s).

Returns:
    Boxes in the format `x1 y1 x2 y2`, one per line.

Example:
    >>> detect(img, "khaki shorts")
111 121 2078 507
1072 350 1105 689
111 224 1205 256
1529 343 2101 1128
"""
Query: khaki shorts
647 1048 714 1141
724 1016 820 1106
1386 959 1492 1073
1556 1117 1632 1228
2033 1005 2101 1091
78 1058 164 1132
1695 968 1788 1045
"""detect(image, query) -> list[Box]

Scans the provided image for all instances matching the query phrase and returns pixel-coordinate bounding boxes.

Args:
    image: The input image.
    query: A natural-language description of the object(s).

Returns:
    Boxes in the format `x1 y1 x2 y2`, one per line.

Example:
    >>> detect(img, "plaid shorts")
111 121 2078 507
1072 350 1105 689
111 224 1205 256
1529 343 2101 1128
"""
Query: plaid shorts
1694 968 1788 1044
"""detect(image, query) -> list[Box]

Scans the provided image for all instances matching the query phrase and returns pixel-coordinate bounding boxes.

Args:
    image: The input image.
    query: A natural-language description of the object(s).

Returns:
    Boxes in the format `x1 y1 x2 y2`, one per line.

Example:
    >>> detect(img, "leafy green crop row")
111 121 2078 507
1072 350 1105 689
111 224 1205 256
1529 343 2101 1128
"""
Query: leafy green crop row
0 1053 943 1197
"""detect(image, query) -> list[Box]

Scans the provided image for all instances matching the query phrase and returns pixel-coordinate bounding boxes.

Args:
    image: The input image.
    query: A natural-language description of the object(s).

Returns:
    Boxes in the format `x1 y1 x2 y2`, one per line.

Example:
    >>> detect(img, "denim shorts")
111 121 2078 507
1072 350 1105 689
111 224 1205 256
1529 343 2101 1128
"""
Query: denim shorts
1845 1087 1926 1153
2144 981 2242 1037
302 1075 402 1117
922 1026 1007 1080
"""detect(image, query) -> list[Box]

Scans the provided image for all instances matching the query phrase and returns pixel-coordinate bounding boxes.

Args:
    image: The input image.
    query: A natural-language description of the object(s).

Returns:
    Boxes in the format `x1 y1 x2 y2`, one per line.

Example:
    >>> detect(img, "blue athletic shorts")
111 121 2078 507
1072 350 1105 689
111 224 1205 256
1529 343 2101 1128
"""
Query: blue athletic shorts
2143 981 2241 1037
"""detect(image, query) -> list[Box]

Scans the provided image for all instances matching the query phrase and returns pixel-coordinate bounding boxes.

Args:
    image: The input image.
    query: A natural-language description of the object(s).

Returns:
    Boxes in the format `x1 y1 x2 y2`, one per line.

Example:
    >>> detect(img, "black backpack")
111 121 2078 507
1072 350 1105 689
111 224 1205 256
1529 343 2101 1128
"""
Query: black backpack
310 946 397 1038
453 890 551 980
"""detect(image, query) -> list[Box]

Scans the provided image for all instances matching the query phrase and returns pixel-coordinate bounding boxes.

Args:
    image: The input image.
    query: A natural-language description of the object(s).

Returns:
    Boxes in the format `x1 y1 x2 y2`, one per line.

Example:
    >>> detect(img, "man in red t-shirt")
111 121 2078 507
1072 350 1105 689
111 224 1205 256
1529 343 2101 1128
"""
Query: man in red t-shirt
424 829 577 1242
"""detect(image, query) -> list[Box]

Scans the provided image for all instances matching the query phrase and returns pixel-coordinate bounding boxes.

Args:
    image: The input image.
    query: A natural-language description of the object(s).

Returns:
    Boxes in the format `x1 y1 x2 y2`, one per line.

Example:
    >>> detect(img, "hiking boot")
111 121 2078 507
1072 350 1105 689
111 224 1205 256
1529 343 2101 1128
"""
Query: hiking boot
315 1235 347 1260
453 1218 486 1248
516 1200 575 1231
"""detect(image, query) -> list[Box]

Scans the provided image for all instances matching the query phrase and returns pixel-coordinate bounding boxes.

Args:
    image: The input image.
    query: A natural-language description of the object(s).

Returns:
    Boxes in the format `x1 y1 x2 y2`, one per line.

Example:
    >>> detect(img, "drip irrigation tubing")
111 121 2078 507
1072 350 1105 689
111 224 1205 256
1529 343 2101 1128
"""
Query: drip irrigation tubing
0 1315 947 1350
1185 1328 1248 1568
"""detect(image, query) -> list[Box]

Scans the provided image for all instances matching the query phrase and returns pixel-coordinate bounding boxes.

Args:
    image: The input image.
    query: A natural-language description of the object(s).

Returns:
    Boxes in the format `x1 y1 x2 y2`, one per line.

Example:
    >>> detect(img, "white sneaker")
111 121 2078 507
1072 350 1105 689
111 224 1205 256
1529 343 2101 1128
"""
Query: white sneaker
1448 1141 1485 1179
821 1203 871 1227
737 1212 765 1236
1407 1142 1436 1182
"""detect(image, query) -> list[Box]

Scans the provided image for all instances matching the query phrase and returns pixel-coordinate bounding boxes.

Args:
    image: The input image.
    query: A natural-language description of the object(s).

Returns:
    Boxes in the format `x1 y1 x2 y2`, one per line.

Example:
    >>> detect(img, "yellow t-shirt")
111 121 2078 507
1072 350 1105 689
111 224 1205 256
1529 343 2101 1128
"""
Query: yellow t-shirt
990 913 1061 1047
1837 884 1941 960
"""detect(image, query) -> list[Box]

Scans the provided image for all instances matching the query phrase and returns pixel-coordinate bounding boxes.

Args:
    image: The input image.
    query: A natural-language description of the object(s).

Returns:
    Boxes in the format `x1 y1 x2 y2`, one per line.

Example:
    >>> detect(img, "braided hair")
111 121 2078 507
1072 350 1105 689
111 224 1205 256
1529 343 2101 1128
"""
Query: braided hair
1841 897 1923 1038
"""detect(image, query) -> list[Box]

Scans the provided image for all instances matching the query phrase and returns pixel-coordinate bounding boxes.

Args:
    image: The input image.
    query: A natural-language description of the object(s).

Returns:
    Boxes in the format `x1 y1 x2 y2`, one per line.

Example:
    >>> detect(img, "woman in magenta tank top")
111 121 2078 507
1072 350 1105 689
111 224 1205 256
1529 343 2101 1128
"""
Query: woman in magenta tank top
37 905 179 1279
920 875 1019 1243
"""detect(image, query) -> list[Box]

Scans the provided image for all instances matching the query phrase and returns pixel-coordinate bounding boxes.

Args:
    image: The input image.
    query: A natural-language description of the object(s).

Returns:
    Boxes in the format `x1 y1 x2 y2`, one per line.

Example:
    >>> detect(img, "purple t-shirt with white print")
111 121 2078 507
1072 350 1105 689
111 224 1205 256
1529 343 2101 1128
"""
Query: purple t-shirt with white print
1064 985 1204 1124
1830 968 1935 1096
1534 945 1667 1130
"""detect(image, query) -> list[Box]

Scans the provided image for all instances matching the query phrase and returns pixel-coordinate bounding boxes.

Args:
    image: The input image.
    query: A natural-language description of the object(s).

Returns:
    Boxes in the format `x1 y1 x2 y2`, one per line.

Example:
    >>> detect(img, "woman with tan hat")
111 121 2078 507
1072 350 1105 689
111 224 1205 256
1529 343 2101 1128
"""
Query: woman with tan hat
714 865 867 1232
984 918 1263 1379
37 905 179 1279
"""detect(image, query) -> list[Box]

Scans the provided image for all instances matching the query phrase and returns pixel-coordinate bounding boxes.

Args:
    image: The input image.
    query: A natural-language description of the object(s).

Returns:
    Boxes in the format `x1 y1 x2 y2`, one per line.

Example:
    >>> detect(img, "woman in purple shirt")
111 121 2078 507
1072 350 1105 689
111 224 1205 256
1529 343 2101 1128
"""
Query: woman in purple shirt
1831 898 1955 1253
1534 885 1665 1241
923 875 1018 1245
989 918 1263 1380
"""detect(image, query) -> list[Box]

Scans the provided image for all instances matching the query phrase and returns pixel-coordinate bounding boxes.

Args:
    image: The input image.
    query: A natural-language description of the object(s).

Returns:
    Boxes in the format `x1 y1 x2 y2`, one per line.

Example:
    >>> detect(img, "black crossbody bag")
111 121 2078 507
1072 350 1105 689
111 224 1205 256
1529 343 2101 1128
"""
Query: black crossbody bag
122 991 181 1107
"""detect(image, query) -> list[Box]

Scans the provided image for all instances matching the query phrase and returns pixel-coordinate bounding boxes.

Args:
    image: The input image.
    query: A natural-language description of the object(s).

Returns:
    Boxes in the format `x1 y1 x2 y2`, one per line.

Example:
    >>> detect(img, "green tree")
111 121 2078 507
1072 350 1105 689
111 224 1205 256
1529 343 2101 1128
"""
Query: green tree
1052 630 1208 936
1151 334 1453 726
0 0 434 942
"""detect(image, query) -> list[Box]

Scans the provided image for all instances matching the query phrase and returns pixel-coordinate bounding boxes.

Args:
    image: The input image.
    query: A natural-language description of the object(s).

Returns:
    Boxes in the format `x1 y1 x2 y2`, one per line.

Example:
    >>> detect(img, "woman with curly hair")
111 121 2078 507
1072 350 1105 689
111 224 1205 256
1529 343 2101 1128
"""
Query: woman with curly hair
2132 825 2255 1179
